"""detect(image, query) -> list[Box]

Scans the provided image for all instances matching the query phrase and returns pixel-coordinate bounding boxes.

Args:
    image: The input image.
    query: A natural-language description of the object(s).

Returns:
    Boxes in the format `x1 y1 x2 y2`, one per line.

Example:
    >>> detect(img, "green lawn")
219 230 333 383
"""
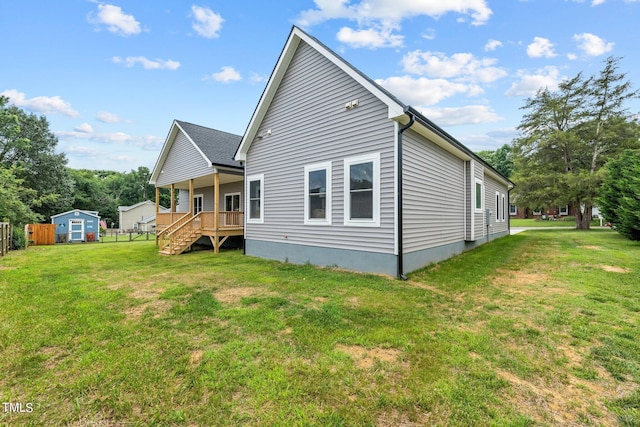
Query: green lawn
1 230 638 426
510 218 603 227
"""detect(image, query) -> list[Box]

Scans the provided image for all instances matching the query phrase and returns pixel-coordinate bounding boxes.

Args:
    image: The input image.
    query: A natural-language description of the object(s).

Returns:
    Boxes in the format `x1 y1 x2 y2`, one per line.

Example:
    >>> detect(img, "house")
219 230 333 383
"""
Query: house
234 26 514 277
118 200 168 233
149 120 244 255
51 209 101 243
509 204 574 220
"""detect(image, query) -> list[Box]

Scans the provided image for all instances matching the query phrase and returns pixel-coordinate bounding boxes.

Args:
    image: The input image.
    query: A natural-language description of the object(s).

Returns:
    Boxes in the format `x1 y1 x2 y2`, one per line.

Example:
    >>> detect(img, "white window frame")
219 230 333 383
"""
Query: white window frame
304 162 332 225
495 191 501 223
246 174 264 224
474 178 484 213
509 204 517 216
559 205 569 216
501 194 506 221
224 192 241 212
344 153 380 227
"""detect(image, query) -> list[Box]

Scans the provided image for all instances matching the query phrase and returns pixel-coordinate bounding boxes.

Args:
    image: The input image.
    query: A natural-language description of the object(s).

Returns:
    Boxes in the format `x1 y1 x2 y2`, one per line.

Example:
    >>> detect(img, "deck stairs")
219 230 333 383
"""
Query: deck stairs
158 212 203 255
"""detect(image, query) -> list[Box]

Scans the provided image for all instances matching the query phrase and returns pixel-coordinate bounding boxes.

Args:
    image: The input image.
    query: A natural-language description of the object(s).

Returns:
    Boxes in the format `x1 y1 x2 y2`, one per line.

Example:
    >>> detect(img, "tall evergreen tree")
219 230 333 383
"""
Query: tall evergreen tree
512 57 639 228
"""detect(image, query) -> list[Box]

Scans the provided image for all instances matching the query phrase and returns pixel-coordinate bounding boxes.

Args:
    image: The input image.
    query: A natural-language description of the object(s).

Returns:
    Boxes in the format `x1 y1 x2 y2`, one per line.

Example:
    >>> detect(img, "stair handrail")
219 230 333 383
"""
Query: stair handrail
164 212 203 255
158 212 196 250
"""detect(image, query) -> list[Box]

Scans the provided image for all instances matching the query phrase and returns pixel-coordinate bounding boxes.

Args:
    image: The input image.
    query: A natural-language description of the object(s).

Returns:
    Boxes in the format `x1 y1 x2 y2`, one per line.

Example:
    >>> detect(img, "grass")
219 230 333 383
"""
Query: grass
510 218 602 227
1 230 638 425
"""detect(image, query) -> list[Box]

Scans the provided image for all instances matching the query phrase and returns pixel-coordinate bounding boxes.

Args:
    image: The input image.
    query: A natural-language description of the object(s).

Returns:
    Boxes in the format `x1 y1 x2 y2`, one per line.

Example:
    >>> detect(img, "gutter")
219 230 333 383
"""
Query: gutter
397 109 415 280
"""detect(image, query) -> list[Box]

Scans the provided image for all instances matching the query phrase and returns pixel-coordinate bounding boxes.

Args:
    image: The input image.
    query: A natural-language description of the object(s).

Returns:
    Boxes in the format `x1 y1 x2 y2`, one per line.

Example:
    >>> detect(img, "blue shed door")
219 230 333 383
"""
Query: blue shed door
69 219 84 241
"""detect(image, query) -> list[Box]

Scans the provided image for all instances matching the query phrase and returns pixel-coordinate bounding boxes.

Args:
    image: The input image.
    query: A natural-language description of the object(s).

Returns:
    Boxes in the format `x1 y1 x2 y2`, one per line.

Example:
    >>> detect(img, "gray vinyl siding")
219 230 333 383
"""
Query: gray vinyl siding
484 174 509 235
244 40 396 255
156 130 212 187
465 161 472 240
178 182 243 213
402 129 465 253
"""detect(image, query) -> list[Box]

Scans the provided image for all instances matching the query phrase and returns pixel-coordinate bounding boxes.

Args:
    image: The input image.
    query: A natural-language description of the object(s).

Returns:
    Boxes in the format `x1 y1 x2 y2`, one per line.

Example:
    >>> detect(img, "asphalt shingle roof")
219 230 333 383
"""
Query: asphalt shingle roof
176 120 243 169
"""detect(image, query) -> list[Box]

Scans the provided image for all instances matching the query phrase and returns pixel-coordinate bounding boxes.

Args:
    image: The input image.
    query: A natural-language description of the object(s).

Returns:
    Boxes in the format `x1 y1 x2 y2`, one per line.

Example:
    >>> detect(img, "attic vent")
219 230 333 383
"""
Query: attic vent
345 99 359 110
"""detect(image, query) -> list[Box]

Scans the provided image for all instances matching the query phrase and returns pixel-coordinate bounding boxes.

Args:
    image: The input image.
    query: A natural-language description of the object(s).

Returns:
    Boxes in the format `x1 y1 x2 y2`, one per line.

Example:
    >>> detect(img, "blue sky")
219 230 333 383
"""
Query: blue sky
2 0 639 172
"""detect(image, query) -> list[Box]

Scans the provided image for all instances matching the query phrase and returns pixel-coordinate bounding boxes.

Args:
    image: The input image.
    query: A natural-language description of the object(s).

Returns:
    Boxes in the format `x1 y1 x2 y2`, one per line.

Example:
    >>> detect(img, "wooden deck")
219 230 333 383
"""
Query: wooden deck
156 211 243 255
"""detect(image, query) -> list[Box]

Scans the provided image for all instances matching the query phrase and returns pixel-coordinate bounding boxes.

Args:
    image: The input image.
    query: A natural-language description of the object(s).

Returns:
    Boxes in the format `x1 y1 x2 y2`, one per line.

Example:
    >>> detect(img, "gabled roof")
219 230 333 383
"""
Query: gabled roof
234 26 513 188
118 200 158 212
51 209 100 219
150 120 242 185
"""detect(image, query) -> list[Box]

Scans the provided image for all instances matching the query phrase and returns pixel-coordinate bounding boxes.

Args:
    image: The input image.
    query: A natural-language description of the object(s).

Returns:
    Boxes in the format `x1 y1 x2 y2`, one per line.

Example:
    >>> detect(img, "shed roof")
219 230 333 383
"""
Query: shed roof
51 209 100 219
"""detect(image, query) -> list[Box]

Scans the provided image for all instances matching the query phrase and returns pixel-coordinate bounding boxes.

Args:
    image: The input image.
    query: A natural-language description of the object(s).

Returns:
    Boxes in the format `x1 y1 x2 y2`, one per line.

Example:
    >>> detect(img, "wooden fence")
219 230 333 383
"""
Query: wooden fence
1 222 11 257
25 224 56 246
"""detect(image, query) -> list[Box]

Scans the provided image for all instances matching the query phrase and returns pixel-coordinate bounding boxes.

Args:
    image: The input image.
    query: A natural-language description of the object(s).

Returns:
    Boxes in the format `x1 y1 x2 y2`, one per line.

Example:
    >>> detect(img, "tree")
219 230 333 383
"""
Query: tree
0 97 73 221
0 166 43 225
512 57 640 229
477 144 514 178
598 149 640 240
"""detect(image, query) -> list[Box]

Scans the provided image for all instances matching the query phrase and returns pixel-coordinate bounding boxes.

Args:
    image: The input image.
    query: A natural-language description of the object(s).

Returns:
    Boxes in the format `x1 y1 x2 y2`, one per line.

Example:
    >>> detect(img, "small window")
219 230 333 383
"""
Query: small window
509 204 517 216
225 193 241 212
475 179 483 213
495 192 501 223
501 194 506 221
247 174 264 223
344 153 380 227
304 162 332 225
559 205 569 216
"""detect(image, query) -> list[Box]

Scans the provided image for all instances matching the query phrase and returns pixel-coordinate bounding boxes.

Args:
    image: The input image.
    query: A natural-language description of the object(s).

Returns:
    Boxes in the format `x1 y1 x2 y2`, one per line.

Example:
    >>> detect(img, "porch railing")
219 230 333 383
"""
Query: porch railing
157 212 190 250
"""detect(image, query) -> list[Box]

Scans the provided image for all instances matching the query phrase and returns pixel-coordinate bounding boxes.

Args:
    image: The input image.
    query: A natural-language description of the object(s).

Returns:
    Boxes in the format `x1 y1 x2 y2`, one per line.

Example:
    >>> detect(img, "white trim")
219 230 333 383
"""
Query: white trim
509 203 517 216
68 218 84 241
344 153 380 227
469 160 475 239
559 205 569 216
393 122 399 255
304 162 332 226
495 191 501 223
246 174 264 224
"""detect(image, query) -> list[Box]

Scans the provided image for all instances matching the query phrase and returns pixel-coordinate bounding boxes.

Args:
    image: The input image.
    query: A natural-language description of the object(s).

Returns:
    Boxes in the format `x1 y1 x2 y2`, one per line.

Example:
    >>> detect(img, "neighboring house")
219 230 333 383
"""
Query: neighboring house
234 26 514 277
118 200 168 233
51 209 101 243
149 120 244 255
509 204 574 219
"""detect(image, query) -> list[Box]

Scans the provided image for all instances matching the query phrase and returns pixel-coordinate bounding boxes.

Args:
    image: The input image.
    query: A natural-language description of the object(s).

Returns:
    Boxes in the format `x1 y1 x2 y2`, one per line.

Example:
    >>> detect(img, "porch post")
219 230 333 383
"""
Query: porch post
155 187 160 245
189 179 194 215
213 172 220 253
170 183 175 223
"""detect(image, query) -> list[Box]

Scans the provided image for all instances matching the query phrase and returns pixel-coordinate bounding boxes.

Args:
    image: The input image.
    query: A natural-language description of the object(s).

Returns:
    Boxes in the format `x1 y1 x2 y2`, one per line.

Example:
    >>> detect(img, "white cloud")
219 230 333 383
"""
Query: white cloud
205 66 242 83
526 37 557 58
74 123 94 133
56 128 162 149
112 56 180 70
89 3 141 36
96 111 124 123
505 66 562 97
1 89 79 117
419 105 503 126
336 25 404 48
249 72 267 84
567 53 578 60
376 76 477 106
484 39 503 51
296 0 492 27
191 5 224 39
401 51 507 83
573 32 614 56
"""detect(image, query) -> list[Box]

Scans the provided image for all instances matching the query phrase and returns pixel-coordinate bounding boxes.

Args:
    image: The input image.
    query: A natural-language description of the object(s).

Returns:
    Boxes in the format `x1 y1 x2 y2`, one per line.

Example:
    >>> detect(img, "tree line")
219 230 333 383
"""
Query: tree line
1 96 171 234
2 56 639 243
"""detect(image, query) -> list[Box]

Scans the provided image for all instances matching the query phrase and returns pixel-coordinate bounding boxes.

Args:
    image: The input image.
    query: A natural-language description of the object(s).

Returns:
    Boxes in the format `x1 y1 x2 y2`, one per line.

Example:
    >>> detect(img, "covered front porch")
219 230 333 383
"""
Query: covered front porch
154 169 244 255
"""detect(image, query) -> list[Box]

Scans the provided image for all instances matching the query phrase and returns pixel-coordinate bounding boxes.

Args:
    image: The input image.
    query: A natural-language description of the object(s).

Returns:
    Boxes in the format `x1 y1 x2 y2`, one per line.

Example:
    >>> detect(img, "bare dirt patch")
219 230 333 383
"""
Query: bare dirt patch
405 280 448 297
598 265 630 273
336 344 404 370
124 287 171 319
377 407 433 426
214 287 261 304
189 350 204 366
492 269 548 287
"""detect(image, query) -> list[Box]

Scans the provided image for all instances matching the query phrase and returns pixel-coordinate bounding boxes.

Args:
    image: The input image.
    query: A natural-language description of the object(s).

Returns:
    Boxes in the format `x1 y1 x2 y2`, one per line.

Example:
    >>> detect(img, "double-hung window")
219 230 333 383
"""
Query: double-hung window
247 174 264 223
304 162 332 225
344 153 380 227
509 204 517 216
